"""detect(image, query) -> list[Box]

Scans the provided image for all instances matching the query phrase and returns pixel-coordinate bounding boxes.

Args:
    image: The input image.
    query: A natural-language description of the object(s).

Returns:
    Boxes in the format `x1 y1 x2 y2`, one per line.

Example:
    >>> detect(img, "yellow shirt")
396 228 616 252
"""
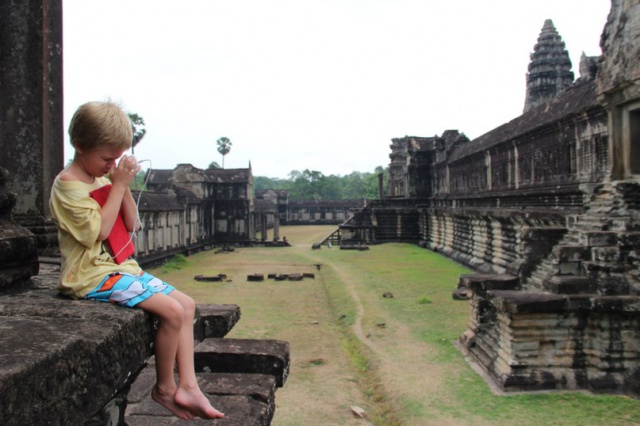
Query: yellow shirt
49 175 141 298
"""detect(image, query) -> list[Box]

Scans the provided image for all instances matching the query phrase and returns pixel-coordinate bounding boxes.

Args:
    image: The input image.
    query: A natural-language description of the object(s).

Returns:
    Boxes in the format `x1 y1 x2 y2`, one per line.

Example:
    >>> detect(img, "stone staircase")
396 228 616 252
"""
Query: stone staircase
0 263 290 426
523 180 640 294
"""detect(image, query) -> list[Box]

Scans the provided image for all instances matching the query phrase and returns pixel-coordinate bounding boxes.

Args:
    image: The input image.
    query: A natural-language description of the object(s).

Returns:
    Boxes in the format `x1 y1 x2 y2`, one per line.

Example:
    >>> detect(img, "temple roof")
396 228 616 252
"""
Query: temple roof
449 79 600 162
146 166 252 185
204 168 252 183
133 190 185 211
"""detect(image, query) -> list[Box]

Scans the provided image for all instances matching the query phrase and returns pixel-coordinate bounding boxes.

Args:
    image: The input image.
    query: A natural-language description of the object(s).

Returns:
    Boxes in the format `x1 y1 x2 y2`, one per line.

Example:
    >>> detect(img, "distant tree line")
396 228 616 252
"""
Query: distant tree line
254 167 387 201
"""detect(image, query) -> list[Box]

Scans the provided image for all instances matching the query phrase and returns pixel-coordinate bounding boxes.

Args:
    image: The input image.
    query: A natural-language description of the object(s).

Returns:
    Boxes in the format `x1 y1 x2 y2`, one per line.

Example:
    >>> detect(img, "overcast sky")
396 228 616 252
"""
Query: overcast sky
63 0 611 179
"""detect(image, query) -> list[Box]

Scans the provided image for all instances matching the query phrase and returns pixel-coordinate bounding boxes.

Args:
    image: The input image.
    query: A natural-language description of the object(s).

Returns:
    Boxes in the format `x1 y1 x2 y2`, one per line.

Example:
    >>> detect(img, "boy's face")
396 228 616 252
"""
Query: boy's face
78 146 126 178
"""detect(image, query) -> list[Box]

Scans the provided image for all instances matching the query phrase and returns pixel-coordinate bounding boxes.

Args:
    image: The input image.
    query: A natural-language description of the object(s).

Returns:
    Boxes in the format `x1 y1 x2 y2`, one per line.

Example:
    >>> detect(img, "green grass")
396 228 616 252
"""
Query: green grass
158 254 189 273
301 240 640 425
149 227 640 426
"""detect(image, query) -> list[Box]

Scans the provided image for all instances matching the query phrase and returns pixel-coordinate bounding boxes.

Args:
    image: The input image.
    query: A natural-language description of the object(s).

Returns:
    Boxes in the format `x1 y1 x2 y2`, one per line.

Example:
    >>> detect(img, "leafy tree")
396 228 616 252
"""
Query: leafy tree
254 176 289 192
254 166 388 201
130 170 147 190
216 137 232 168
128 113 146 154
207 161 221 170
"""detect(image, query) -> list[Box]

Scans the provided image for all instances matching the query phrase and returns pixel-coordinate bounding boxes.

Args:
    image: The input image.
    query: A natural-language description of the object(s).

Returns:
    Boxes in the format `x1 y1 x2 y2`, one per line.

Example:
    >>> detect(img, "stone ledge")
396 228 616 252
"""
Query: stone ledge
195 304 241 339
0 265 246 425
484 290 640 314
0 297 153 425
194 338 290 388
459 274 520 296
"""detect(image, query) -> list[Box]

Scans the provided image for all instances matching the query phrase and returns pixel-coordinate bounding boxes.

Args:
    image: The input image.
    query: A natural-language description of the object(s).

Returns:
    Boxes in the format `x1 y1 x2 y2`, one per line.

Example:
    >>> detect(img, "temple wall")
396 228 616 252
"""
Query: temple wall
285 201 361 225
422 210 567 277
341 0 640 396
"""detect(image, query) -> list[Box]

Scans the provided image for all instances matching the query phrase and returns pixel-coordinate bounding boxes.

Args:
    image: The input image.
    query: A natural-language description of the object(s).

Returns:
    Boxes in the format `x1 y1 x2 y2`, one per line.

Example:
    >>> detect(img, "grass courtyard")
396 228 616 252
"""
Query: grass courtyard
150 225 640 426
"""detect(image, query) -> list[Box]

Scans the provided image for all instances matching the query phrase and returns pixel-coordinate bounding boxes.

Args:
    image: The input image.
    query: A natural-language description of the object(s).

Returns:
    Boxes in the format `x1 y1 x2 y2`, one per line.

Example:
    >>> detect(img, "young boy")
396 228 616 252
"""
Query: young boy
49 101 224 421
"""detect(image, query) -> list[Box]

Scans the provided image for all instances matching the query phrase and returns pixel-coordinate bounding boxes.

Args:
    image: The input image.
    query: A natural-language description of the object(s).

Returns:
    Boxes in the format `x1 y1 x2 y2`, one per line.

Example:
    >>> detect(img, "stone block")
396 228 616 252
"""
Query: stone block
194 338 290 387
620 232 640 248
585 231 618 247
557 260 585 276
0 219 39 290
590 295 640 313
596 276 631 295
126 394 271 426
0 302 153 425
459 274 519 295
126 371 277 426
544 276 596 294
592 246 620 263
552 244 591 262
488 290 569 314
194 304 241 340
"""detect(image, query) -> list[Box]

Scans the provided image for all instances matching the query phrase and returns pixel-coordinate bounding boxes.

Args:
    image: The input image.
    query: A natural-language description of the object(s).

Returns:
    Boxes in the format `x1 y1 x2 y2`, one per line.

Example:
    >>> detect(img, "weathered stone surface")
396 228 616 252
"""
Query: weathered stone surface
488 290 569 314
127 394 270 426
194 304 241 340
126 371 277 426
459 274 519 295
0 263 264 425
195 338 290 387
0 168 39 290
0 305 153 425
544 275 596 294
0 0 64 256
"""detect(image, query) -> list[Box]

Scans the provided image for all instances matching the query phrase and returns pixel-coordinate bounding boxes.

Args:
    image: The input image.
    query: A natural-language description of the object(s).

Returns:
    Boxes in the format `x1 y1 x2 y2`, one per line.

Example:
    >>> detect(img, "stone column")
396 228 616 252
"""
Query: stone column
272 213 280 241
261 215 267 242
0 168 38 290
0 0 64 255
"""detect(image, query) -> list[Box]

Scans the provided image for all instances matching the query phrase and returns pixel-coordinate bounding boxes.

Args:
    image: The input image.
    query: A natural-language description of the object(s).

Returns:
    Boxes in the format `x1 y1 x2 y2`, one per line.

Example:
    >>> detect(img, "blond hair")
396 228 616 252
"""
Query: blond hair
68 101 133 152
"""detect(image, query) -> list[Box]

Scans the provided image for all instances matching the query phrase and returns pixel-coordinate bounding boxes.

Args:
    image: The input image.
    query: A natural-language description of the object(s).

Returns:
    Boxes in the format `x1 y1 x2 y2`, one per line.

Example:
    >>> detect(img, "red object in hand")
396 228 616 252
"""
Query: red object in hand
89 184 135 264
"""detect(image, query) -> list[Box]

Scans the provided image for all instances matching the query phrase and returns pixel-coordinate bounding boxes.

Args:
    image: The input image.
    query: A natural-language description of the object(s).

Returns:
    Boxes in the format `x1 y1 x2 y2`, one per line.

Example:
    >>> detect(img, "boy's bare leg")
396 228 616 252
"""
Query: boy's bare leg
169 290 225 419
137 294 195 421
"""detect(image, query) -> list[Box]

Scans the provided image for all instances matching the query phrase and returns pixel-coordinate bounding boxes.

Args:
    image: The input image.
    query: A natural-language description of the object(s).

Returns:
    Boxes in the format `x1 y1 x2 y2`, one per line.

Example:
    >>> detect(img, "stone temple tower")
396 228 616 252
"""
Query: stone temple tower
523 19 574 113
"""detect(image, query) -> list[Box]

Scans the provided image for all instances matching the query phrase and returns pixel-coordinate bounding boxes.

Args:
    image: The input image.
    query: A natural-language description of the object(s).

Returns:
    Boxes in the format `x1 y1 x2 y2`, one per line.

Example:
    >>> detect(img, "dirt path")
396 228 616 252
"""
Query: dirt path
293 238 476 426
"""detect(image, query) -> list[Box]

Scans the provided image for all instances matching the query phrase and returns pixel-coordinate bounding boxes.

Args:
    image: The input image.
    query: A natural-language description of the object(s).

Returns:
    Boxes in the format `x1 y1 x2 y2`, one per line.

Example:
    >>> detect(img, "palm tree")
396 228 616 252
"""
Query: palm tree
216 137 232 168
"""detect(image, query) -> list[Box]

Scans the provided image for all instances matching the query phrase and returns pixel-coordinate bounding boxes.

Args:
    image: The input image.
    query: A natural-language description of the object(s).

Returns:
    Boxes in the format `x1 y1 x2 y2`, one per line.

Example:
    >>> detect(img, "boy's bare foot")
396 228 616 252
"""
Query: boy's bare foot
152 385 195 421
175 386 225 419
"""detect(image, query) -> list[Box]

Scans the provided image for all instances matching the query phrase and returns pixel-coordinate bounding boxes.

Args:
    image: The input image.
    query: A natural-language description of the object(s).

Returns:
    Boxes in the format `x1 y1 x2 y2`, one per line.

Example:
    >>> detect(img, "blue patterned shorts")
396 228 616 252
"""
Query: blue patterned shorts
86 272 175 307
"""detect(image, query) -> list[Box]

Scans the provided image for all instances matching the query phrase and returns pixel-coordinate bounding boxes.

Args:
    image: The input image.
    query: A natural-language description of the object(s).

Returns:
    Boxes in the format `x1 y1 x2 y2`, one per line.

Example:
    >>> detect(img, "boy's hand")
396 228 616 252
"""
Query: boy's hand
110 155 141 186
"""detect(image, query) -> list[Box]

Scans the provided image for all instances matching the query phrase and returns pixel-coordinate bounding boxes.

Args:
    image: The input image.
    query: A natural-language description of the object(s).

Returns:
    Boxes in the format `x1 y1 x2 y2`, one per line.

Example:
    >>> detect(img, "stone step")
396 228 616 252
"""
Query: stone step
194 338 290 388
195 304 241 340
126 370 277 426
